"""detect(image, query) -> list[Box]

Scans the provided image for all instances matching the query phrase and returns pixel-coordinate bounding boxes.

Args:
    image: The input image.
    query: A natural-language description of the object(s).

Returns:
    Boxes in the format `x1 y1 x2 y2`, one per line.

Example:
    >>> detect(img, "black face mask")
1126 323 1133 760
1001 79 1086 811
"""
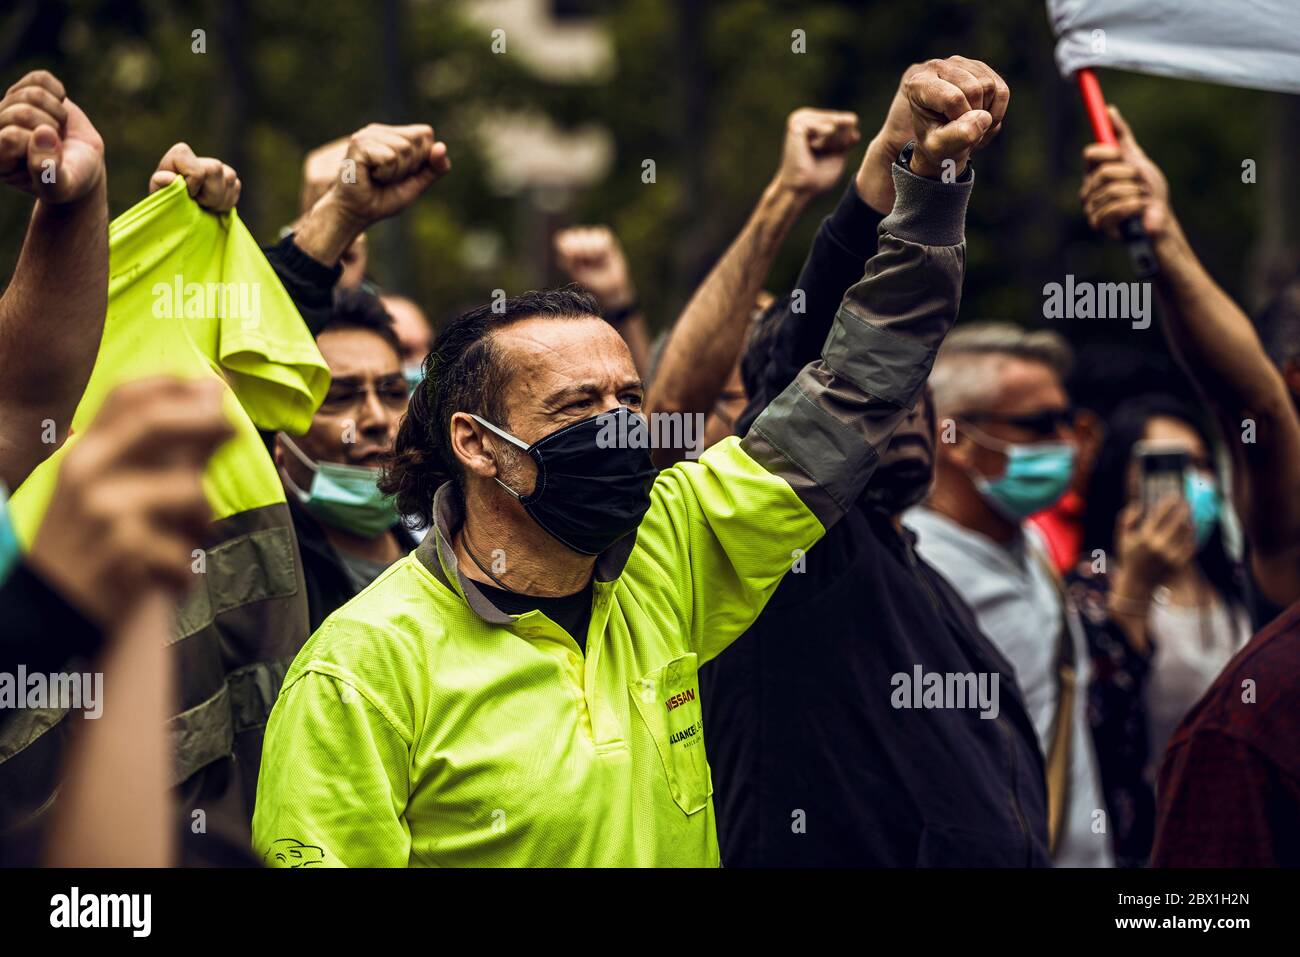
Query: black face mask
861 388 937 517
470 406 659 555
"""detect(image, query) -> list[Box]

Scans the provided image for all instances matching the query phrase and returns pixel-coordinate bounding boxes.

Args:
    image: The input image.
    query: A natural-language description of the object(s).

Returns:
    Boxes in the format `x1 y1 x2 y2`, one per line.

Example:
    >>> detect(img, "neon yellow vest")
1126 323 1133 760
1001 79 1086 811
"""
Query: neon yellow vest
0 179 328 834
7 177 327 538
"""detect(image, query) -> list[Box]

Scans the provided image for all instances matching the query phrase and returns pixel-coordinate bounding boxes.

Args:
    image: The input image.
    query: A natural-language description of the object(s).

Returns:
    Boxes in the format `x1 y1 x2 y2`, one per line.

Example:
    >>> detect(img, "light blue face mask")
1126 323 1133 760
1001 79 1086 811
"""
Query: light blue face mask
403 362 424 397
279 434 397 537
0 485 20 587
1185 470 1221 549
965 424 1076 522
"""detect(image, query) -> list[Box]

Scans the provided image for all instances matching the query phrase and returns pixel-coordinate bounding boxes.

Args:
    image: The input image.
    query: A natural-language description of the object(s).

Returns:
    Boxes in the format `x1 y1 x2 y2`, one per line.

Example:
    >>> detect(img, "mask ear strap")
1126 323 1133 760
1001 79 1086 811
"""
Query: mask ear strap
958 419 1010 453
467 414 528 499
278 432 318 472
468 413 530 451
276 433 315 504
493 477 522 501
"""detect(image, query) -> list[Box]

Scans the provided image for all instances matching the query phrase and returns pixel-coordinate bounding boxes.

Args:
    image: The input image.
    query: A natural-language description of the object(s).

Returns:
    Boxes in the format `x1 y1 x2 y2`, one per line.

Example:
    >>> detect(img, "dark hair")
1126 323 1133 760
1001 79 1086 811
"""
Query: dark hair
1254 274 1300 371
320 287 402 357
1080 392 1243 608
1064 339 1195 420
379 285 601 527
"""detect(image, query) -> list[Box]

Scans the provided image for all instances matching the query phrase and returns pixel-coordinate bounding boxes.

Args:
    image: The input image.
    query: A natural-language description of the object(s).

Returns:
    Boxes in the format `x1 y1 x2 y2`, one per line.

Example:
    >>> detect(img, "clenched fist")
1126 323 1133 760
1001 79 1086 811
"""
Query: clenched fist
326 122 451 229
28 378 234 626
554 226 635 311
858 57 1008 211
149 142 242 212
0 70 104 204
775 108 861 198
902 57 1008 180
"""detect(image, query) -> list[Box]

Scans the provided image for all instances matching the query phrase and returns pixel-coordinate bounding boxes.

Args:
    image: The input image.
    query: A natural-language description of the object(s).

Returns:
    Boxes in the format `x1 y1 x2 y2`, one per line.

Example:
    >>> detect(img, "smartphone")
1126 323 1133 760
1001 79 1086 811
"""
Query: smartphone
1135 441 1188 515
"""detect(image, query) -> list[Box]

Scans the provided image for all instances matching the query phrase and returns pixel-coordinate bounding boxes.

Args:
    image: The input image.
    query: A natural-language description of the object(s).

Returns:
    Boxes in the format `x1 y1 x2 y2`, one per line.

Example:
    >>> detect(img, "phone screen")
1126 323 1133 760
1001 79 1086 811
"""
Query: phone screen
1138 447 1188 515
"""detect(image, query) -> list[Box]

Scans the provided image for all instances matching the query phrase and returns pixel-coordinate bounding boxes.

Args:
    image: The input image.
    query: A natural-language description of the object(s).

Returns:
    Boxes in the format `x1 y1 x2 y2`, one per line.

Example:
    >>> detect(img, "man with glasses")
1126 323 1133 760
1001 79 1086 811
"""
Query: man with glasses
275 289 418 631
905 321 1114 867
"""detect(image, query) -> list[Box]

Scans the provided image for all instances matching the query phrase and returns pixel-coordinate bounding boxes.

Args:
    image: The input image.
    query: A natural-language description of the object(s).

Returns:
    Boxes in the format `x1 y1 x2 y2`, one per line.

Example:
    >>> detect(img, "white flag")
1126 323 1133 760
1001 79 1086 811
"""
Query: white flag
1049 0 1300 95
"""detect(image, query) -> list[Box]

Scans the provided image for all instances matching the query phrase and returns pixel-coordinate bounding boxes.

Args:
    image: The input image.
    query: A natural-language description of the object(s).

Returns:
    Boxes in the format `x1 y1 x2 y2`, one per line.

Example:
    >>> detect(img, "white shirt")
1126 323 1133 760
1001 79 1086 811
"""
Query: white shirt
904 506 1114 868
1144 594 1250 780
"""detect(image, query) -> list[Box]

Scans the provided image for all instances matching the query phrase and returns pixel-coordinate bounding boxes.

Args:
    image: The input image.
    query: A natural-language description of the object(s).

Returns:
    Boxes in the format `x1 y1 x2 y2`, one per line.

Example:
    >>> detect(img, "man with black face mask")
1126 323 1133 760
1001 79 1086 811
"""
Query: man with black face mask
253 57 1006 867
701 59 1049 867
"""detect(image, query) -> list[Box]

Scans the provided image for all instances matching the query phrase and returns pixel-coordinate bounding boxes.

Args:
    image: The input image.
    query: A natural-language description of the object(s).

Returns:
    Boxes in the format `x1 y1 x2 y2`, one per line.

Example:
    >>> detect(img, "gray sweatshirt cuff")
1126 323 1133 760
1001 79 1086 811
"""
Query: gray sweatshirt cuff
880 154 973 247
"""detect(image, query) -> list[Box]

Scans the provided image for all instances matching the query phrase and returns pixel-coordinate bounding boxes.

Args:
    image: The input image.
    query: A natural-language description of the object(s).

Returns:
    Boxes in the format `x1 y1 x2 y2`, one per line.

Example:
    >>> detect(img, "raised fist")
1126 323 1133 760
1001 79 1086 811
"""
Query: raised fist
554 226 635 311
776 108 861 197
149 142 242 212
903 57 1008 180
325 123 451 229
0 70 105 204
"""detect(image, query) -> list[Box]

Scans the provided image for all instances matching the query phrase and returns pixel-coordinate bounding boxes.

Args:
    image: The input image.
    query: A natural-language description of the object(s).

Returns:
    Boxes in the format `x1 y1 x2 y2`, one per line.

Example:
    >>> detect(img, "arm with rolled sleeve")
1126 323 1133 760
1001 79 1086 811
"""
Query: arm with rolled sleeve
738 182 886 435
636 153 971 663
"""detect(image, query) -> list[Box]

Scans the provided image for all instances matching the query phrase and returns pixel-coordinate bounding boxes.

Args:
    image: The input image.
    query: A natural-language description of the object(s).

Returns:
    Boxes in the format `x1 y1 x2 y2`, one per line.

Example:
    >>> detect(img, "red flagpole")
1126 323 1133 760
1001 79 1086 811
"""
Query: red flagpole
1075 68 1157 278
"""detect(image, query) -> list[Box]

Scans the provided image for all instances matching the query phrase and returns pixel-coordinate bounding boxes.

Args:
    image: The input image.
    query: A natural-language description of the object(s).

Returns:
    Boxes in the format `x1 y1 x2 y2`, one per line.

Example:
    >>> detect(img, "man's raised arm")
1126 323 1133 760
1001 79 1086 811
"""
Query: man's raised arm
258 124 450 336
645 108 860 466
739 57 1006 436
639 60 1006 667
1081 106 1300 606
0 71 107 491
742 60 1003 526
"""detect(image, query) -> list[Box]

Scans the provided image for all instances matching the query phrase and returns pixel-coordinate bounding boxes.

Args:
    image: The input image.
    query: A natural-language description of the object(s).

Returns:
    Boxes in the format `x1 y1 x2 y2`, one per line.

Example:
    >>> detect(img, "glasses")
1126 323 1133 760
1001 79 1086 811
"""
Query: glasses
318 378 410 414
962 407 1074 439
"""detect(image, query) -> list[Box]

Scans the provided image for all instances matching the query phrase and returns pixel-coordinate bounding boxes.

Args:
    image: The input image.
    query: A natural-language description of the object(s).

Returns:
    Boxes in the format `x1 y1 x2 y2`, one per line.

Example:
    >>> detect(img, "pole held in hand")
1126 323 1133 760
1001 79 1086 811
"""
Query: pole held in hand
1076 68 1158 280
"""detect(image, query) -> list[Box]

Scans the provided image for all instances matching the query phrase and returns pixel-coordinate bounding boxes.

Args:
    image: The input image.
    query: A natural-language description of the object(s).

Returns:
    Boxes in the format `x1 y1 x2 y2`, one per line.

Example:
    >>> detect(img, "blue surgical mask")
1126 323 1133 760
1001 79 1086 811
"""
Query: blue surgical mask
403 362 424 396
0 485 20 587
965 424 1076 522
1185 470 1220 548
279 434 396 537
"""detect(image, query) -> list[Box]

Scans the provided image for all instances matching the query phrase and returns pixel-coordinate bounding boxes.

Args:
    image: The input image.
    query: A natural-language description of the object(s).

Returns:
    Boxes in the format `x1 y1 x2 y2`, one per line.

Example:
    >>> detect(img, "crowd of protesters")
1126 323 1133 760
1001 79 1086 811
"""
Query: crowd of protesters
0 52 1296 869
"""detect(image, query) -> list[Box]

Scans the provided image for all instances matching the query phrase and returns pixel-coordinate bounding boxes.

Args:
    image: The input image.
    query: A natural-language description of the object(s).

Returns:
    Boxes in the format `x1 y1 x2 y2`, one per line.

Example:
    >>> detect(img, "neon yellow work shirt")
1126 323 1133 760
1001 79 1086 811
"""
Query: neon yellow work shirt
2 178 329 817
6 177 328 540
253 436 824 867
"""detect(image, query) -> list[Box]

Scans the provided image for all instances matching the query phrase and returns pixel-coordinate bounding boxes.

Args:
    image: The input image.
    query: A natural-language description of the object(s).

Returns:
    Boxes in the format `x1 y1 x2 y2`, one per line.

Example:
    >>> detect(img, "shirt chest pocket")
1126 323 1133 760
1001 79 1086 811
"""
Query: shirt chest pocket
629 653 712 815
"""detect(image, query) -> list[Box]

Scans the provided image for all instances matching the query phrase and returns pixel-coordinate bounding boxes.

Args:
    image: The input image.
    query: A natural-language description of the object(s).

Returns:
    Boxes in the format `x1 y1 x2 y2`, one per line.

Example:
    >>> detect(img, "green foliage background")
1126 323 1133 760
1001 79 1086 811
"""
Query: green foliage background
2 0 1295 344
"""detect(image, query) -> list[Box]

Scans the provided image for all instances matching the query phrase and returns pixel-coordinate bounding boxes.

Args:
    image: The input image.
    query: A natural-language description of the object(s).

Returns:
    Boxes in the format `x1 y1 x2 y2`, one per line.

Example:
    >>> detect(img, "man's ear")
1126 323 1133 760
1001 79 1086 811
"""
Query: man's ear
934 418 975 468
449 412 499 479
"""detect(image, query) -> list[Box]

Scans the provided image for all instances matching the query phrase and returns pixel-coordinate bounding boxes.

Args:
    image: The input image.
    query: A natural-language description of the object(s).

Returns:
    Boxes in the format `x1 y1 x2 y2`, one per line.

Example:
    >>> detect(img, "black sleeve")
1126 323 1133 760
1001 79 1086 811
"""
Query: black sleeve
259 235 342 449
0 562 104 676
262 234 343 338
736 182 886 435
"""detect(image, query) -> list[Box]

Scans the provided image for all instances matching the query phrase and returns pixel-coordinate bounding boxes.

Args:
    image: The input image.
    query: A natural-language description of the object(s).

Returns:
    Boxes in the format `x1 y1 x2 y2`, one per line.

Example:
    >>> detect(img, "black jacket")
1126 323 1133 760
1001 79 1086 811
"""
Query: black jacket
288 496 419 634
703 182 1051 866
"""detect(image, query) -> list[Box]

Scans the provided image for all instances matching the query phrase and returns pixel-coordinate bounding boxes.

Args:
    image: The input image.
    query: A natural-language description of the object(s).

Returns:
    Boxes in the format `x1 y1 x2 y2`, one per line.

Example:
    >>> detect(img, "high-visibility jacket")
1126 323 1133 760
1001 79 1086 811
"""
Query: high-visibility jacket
0 179 328 839
252 157 973 867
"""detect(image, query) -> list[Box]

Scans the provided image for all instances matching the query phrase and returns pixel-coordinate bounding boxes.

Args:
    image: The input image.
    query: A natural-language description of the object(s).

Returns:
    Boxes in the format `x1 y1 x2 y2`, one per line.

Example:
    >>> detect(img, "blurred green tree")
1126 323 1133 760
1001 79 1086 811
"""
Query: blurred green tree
0 0 1290 353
